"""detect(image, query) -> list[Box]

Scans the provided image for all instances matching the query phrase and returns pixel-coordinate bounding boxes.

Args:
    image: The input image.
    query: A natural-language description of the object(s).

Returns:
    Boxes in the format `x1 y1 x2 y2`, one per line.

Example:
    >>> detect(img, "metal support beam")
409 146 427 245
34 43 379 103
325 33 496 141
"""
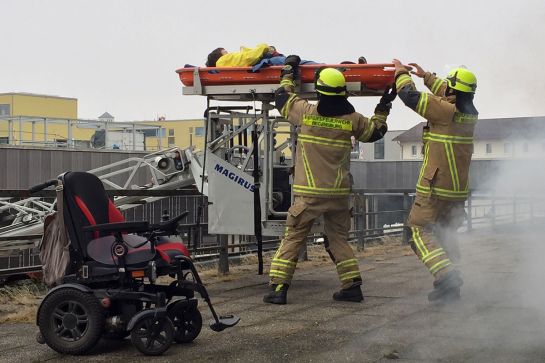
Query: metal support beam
217 234 229 274
43 118 48 143
8 119 13 144
132 124 136 151
402 193 410 244
103 121 108 149
67 120 73 148
18 117 23 145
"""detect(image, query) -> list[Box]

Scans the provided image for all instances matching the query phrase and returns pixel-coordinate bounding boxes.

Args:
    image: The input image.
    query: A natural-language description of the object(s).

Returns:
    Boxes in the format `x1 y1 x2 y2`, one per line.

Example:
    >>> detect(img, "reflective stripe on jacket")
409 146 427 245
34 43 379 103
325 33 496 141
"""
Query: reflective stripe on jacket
396 70 478 201
276 79 388 198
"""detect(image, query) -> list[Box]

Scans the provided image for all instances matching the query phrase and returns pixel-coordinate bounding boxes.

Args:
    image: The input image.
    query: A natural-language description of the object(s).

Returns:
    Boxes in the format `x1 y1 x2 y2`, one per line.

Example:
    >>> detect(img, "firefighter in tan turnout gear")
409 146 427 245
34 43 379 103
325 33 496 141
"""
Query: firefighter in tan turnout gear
263 56 396 304
393 59 478 302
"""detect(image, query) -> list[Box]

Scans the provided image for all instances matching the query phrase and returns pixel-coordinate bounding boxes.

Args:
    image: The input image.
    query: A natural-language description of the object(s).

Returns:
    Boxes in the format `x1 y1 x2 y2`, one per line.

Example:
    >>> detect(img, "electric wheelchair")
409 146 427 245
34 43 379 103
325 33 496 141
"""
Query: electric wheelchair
34 171 239 355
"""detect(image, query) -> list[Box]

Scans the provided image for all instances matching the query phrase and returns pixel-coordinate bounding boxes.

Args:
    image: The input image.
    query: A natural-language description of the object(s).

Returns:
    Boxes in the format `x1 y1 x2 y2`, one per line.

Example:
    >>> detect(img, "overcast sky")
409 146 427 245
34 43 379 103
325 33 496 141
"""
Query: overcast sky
2 0 545 130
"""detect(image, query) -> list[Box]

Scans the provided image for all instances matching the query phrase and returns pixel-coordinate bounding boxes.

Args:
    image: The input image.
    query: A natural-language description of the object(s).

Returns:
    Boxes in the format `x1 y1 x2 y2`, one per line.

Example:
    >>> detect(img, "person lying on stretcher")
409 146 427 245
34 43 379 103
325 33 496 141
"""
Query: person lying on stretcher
205 43 318 72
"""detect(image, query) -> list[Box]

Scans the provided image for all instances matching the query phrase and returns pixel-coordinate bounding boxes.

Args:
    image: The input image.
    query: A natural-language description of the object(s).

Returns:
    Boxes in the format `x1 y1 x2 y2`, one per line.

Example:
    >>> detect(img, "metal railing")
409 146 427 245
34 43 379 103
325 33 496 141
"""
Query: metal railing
1 189 544 279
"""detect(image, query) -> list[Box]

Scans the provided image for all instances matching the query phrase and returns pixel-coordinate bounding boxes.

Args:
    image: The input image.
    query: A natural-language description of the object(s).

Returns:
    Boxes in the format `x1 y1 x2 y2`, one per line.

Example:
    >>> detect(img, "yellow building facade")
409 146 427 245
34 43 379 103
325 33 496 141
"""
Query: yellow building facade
135 119 207 152
0 93 77 119
0 93 82 145
135 118 292 157
0 93 292 154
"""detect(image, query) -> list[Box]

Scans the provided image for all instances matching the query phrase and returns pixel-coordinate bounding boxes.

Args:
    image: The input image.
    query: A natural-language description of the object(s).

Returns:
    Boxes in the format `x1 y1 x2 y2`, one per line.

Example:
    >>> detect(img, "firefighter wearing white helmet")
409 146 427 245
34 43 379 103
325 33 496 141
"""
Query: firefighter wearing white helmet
393 59 478 303
263 56 396 304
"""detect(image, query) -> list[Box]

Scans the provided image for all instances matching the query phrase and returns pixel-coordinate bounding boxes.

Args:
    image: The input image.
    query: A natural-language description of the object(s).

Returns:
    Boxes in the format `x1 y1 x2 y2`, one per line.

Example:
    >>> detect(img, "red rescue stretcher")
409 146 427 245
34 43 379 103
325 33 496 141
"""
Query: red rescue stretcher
176 64 395 100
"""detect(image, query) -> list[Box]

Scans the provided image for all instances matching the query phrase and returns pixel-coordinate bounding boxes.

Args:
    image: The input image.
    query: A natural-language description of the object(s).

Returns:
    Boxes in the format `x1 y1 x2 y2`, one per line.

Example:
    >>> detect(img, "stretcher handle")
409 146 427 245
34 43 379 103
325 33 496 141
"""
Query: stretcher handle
28 179 58 195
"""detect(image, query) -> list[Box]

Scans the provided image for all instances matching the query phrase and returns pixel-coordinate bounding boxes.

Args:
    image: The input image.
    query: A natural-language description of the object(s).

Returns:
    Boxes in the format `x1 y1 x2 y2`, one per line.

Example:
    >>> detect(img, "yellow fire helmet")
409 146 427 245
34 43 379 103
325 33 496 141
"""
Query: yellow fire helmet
446 67 477 93
315 68 347 96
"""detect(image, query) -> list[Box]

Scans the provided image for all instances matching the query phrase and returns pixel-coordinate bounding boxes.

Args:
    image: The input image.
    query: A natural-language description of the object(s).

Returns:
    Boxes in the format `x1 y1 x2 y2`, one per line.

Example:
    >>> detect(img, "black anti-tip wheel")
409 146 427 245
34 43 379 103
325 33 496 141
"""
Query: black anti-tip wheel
168 302 203 343
38 288 105 355
130 316 174 356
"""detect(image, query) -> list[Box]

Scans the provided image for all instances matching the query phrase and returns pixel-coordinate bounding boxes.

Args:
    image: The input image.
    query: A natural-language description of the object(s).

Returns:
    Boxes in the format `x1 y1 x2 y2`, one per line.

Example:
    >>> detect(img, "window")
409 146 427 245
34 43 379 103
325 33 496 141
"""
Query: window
486 143 492 154
523 142 529 153
157 128 166 138
504 142 512 154
168 136 175 146
374 138 385 160
168 128 175 136
411 145 417 156
195 127 205 136
0 104 10 116
142 129 158 137
0 137 8 144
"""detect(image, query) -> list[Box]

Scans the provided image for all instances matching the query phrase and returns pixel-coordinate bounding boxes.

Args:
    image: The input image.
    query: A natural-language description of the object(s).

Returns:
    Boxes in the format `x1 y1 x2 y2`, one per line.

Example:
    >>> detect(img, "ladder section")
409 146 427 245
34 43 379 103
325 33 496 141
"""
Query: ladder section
0 147 195 239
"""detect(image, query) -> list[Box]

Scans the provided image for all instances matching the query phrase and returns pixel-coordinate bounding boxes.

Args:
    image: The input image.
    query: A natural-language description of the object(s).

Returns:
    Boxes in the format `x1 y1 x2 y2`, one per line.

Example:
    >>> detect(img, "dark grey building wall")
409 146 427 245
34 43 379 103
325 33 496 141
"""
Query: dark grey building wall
0 145 149 189
351 159 535 191
2 146 542 194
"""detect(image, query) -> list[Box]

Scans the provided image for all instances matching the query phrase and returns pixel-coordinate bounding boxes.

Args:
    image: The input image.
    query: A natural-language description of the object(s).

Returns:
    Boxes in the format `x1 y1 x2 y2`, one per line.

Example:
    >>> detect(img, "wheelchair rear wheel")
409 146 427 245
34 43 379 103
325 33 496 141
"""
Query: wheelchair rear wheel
38 288 105 355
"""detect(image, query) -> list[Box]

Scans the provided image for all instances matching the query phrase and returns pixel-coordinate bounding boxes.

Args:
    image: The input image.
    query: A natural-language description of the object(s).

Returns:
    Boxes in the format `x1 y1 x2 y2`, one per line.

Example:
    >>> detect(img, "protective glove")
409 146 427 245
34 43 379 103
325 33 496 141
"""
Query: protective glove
284 54 301 68
280 64 294 79
284 54 301 79
375 85 397 113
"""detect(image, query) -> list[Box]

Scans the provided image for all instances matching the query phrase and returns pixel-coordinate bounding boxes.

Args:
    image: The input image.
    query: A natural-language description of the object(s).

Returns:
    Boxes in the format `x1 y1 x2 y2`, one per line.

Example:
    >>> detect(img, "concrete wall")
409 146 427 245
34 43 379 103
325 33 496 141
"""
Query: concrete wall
0 145 149 189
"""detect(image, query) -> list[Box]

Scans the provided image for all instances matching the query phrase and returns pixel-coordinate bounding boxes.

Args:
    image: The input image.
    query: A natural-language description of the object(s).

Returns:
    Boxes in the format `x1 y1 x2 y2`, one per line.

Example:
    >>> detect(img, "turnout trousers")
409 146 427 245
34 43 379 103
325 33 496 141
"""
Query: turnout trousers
407 195 466 280
269 196 362 290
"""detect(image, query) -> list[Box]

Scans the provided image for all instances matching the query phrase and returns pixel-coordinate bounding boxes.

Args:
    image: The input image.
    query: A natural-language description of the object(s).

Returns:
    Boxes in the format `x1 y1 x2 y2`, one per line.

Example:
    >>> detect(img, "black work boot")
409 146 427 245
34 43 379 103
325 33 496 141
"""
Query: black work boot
428 270 463 302
333 285 364 302
263 284 289 305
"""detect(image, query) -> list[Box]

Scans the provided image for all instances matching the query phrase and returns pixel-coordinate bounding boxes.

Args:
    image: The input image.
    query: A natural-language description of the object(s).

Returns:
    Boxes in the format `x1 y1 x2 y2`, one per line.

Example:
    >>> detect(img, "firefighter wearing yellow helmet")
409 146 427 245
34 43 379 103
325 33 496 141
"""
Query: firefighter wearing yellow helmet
393 59 478 303
263 56 397 304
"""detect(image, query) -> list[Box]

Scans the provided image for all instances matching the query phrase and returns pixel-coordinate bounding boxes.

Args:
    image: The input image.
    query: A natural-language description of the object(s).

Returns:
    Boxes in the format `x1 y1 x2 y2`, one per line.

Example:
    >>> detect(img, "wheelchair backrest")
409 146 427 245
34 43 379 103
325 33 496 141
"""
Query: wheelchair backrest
61 171 125 260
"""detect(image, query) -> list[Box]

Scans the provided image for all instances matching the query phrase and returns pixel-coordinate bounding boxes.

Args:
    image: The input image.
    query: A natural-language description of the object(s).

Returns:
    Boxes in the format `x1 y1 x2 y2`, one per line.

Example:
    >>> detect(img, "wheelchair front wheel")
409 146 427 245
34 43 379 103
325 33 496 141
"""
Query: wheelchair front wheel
168 301 202 343
130 315 174 356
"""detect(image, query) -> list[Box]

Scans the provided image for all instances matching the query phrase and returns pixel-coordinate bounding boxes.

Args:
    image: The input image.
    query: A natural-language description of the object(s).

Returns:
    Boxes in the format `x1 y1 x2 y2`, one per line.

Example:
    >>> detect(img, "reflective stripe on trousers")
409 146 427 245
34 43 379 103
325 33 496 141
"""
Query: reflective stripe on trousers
336 258 361 283
269 196 361 289
410 227 452 277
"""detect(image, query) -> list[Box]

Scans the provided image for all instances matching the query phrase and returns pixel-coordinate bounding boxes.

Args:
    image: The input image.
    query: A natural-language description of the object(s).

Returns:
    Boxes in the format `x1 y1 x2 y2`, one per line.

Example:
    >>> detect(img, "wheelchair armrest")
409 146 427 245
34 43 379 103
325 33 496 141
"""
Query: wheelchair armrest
83 221 150 234
149 211 189 233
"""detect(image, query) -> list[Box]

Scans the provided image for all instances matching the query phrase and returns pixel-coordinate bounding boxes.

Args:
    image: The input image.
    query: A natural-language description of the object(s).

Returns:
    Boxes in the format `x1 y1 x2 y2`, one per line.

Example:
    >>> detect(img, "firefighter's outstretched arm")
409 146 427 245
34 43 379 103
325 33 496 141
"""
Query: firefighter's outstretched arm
409 63 447 97
274 64 297 116
274 55 312 125
393 59 455 125
393 59 423 111
355 86 395 143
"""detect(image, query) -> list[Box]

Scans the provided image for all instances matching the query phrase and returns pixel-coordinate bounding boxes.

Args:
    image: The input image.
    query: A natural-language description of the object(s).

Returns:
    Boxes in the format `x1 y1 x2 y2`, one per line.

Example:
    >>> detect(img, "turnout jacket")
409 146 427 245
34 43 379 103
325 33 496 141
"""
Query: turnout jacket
275 78 389 198
396 70 478 201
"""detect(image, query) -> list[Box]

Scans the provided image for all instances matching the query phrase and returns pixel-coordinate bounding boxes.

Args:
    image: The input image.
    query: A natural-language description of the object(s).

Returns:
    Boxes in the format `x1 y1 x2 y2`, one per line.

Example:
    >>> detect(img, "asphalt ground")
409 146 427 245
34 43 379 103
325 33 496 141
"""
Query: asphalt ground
1 225 545 363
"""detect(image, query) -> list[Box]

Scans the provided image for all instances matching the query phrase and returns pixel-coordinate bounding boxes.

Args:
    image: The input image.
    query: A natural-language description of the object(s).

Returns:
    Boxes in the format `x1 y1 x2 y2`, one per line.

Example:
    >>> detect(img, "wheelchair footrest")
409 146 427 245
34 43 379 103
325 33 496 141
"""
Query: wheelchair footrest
209 314 240 332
